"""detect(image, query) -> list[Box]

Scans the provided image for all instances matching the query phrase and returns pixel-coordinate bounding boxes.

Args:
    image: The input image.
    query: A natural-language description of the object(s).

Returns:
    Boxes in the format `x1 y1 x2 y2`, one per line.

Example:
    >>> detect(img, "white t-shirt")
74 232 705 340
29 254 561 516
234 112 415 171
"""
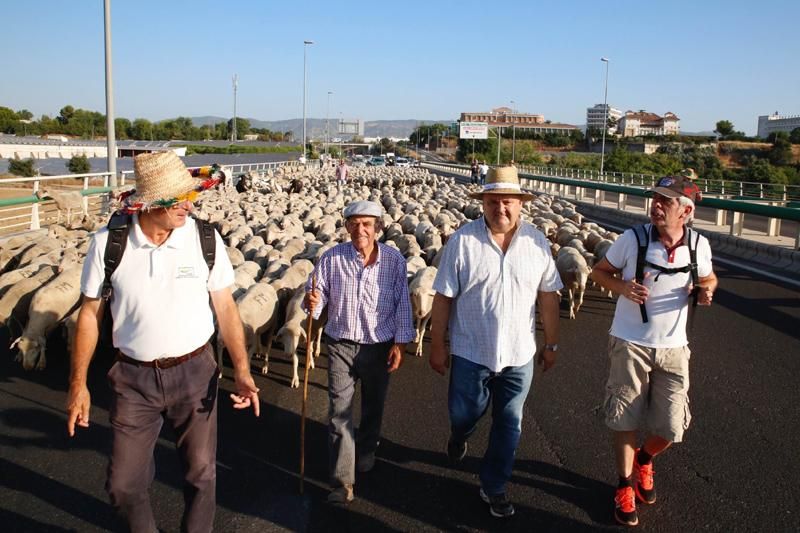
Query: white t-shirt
605 224 713 348
479 164 489 176
81 215 235 361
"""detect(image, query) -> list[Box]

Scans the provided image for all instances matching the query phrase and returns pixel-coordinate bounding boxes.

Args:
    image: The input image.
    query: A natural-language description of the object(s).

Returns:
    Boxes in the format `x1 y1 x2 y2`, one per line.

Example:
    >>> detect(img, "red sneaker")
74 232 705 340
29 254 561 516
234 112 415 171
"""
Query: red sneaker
614 486 638 526
634 449 657 504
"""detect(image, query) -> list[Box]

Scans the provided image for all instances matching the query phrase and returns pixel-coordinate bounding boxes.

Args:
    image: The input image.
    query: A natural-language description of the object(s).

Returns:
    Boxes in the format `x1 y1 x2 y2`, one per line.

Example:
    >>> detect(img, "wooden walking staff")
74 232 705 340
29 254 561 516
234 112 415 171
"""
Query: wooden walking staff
299 274 317 494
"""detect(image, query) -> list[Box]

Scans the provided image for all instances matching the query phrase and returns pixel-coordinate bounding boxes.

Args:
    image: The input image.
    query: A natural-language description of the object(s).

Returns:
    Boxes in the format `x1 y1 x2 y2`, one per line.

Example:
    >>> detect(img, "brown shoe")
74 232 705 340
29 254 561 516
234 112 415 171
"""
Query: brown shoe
327 484 354 504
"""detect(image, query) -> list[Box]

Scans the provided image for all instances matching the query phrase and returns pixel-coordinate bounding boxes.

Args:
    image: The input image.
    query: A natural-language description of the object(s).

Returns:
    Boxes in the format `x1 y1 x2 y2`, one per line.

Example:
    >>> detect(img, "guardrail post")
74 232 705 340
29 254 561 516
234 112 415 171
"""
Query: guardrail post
715 209 727 226
30 179 41 230
618 193 627 210
767 202 781 236
730 210 744 236
594 188 602 205
83 176 90 216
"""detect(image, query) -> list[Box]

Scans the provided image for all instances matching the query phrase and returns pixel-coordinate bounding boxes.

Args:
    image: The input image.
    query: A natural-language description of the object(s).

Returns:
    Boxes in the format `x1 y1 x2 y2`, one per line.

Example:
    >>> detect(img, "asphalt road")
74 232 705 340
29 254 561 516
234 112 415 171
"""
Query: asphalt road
1 257 799 532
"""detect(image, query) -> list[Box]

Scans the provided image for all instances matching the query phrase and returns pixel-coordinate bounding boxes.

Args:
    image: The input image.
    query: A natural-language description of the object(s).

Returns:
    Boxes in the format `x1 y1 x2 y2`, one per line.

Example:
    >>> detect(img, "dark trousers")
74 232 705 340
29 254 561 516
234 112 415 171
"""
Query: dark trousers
325 336 393 487
106 345 219 533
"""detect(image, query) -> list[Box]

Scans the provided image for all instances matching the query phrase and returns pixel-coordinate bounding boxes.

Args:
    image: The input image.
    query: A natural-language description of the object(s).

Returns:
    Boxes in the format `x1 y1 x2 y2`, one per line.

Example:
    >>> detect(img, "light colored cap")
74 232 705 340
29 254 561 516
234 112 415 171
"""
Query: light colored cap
343 200 383 219
679 168 698 181
469 165 535 201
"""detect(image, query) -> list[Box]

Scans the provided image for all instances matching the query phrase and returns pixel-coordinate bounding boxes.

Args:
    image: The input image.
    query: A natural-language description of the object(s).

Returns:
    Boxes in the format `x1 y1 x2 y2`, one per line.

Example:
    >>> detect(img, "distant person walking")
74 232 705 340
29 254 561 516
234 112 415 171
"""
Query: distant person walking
479 160 489 185
470 159 480 185
336 159 349 184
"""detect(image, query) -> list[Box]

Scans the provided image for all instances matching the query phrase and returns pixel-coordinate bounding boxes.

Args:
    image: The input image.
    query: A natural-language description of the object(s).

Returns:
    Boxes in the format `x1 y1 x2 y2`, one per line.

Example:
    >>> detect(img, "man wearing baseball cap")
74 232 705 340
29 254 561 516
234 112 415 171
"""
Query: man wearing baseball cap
591 174 718 526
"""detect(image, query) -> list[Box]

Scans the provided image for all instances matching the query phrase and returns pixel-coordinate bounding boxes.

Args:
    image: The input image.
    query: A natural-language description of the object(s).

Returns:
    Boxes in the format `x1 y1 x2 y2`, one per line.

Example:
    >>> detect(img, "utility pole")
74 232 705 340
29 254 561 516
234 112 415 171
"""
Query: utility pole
103 0 117 185
600 57 610 178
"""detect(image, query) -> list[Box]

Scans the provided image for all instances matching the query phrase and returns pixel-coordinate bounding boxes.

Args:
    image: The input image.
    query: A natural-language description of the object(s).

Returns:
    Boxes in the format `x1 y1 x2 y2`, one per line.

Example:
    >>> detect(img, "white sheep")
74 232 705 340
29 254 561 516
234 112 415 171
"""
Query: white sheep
38 188 86 226
12 266 82 370
409 266 438 357
556 247 591 320
274 287 327 388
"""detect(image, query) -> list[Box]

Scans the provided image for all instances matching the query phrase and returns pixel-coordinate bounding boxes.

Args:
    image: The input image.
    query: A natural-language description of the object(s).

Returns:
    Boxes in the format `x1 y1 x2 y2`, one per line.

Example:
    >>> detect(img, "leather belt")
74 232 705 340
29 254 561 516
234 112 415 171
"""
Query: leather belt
116 344 208 369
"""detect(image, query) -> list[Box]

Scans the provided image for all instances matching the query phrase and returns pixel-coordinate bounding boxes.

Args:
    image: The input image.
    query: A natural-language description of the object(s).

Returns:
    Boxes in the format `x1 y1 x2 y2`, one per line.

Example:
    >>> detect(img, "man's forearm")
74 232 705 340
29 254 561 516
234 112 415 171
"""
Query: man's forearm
217 302 250 373
70 302 103 387
430 294 452 345
538 291 560 345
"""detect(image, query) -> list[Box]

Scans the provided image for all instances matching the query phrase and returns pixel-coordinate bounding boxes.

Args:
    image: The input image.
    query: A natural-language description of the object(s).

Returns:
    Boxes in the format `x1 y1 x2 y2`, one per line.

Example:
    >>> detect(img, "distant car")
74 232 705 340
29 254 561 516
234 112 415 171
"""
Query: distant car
395 157 410 167
368 156 386 167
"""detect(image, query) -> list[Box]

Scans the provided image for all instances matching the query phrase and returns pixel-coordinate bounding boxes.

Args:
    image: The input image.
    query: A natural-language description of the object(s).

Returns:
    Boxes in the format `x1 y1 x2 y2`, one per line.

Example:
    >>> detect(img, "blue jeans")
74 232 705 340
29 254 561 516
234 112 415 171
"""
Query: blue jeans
448 355 533 496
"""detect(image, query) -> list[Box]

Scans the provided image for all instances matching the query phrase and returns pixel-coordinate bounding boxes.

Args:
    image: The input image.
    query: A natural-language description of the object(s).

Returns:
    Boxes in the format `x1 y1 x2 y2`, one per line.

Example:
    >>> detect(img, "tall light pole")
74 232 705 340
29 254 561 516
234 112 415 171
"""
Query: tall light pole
232 74 238 142
600 57 610 178
302 40 314 162
103 0 117 185
326 90 333 156
510 100 516 163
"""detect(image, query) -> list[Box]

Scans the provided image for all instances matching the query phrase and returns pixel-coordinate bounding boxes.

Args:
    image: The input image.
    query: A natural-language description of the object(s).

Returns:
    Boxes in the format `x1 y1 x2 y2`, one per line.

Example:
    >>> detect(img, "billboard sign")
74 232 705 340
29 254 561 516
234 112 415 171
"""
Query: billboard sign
459 121 489 139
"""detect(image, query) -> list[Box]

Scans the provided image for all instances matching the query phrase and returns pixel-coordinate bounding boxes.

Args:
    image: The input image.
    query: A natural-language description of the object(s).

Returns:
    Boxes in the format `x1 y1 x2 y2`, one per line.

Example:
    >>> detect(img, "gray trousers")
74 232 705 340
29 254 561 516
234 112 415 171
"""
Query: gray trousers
326 336 393 487
105 344 219 533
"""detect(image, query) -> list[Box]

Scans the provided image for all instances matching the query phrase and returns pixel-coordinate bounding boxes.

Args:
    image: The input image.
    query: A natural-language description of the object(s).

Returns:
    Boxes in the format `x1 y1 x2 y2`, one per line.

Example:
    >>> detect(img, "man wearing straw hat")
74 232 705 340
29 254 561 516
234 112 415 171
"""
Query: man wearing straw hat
429 165 562 519
66 151 260 533
305 200 415 504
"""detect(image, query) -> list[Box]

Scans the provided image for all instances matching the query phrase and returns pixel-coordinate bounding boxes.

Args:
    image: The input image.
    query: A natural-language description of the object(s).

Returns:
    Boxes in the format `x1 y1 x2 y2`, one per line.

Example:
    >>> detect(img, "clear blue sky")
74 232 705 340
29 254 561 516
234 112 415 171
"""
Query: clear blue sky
2 0 798 134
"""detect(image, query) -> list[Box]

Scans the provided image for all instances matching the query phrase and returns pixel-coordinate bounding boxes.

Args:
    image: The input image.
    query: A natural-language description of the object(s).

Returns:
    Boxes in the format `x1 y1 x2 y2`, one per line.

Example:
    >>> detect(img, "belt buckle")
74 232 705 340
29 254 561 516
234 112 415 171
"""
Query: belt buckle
154 357 173 369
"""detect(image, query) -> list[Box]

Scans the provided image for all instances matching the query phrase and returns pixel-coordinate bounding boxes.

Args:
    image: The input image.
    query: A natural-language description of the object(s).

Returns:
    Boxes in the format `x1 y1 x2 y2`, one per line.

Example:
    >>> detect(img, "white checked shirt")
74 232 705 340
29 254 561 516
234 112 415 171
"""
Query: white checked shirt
308 241 415 344
433 217 563 372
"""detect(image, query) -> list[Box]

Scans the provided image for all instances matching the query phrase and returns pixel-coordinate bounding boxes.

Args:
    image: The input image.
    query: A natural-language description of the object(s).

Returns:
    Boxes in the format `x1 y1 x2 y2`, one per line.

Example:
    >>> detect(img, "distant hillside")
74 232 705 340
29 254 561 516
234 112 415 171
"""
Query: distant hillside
187 116 451 139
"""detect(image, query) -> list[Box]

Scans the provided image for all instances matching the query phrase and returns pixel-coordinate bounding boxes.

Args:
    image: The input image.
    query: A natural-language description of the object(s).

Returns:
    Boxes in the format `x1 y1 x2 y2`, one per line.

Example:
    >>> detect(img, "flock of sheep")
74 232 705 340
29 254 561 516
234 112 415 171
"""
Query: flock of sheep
0 163 620 383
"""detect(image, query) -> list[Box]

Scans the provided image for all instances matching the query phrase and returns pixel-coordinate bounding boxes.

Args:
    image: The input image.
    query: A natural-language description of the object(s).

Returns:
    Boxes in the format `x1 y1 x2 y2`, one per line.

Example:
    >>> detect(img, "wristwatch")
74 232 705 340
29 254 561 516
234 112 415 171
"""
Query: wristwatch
544 343 559 352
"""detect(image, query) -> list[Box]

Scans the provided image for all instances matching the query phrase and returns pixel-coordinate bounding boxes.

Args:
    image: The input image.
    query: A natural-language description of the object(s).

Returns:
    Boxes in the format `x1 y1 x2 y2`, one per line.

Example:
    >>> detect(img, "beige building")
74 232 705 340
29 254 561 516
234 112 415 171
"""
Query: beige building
460 107 578 135
618 111 680 137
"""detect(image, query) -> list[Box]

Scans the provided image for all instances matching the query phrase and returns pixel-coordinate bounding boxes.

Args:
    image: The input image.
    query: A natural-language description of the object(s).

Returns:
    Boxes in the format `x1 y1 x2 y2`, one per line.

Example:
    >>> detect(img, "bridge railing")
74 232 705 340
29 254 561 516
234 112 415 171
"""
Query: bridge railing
423 161 800 249
0 160 299 237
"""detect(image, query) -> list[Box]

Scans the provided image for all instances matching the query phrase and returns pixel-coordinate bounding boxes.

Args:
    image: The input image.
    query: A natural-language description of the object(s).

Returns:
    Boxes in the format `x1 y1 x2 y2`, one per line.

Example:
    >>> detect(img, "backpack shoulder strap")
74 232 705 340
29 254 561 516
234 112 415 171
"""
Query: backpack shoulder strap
632 224 649 323
194 217 216 274
102 212 131 301
686 227 700 308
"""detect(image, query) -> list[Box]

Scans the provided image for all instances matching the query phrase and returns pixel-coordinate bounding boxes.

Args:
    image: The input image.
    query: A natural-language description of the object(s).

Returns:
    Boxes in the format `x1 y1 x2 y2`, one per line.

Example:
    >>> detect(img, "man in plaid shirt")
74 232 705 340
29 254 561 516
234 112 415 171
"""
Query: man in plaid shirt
306 200 415 504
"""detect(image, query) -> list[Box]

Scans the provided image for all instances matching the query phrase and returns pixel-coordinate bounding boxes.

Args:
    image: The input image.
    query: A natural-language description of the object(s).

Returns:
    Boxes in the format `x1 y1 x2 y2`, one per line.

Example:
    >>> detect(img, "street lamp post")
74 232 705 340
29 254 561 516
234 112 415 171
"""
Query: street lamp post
232 74 238 142
510 100 516 163
325 91 332 157
302 40 314 162
103 0 117 186
600 57 610 179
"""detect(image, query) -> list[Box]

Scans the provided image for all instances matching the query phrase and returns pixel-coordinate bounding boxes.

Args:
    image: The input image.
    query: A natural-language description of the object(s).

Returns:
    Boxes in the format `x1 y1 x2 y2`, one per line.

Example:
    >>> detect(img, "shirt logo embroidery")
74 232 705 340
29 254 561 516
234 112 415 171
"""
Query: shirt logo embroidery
176 266 197 279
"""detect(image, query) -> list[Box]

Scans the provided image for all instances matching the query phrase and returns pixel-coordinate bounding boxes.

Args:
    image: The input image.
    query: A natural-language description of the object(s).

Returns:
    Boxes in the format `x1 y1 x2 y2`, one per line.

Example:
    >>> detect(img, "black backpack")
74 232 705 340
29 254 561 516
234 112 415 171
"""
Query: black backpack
632 224 700 324
101 212 216 301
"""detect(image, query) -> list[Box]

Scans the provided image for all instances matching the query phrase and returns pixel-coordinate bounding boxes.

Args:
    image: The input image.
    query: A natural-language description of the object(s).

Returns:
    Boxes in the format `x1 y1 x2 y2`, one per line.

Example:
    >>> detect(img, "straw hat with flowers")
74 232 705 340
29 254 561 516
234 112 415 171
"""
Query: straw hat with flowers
469 165 535 201
118 151 224 212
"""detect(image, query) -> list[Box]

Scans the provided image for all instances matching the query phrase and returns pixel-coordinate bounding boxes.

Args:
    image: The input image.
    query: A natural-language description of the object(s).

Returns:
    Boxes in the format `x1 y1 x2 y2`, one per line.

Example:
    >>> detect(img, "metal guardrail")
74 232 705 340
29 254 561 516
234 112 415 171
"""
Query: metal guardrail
0 160 299 236
423 161 800 249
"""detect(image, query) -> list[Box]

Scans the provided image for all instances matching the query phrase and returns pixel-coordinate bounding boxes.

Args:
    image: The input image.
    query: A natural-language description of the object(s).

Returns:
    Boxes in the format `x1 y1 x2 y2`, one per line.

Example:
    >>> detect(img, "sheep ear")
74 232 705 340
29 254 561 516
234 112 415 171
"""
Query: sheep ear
9 337 22 349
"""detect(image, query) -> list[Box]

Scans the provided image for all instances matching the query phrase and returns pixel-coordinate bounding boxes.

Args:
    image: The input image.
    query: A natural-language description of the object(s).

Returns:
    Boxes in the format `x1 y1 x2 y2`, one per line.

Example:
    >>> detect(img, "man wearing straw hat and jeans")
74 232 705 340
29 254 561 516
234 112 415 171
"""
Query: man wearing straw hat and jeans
305 200 415 504
66 151 260 533
429 165 562 518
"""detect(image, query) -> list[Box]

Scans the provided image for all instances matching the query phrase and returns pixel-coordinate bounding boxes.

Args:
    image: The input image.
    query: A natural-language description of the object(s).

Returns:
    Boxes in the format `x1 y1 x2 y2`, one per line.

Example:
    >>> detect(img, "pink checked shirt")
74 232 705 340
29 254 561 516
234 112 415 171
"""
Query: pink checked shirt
307 241 415 345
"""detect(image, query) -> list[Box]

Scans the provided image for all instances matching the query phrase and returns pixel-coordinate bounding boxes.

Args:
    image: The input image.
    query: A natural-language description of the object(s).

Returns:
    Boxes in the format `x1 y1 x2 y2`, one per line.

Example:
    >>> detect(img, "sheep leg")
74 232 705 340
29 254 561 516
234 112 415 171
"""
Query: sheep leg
415 315 431 357
36 344 47 370
568 288 576 320
260 327 275 375
291 350 300 388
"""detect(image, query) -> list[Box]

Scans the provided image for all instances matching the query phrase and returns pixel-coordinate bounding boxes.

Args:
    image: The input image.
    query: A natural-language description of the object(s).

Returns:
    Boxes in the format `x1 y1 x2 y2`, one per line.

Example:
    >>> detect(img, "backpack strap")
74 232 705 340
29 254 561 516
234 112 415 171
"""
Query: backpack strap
687 227 700 309
194 217 216 273
632 224 649 323
102 212 131 301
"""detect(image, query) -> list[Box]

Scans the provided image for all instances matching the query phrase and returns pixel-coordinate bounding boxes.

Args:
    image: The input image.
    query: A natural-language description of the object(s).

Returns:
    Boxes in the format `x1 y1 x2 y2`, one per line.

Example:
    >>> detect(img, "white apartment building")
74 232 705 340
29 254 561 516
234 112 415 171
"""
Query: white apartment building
586 104 622 133
757 112 800 139
618 111 680 137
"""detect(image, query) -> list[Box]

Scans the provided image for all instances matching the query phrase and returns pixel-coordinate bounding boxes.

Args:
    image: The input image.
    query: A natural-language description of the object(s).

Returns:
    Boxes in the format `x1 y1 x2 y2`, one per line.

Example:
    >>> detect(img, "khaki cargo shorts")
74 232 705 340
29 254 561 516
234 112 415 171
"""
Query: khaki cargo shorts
604 336 692 443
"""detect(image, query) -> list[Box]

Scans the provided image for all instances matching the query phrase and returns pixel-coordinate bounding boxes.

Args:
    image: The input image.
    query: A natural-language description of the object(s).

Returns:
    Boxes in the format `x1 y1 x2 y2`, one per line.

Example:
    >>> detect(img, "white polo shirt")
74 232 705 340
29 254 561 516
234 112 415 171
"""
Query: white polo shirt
605 224 713 348
433 217 563 372
81 215 234 361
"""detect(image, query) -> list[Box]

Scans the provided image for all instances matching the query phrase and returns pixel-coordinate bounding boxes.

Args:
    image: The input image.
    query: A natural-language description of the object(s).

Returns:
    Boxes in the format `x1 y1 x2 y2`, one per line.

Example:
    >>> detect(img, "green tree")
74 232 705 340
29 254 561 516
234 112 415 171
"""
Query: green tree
58 105 75 125
17 109 34 120
227 117 251 140
8 158 35 177
67 154 91 174
790 128 800 144
114 118 132 139
714 120 734 137
0 106 18 133
130 118 154 140
769 137 793 166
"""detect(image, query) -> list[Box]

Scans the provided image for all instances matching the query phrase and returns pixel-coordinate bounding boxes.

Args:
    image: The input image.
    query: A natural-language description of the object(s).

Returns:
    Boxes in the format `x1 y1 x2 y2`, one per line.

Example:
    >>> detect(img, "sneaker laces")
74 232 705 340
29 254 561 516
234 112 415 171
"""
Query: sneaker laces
637 462 655 490
615 487 636 512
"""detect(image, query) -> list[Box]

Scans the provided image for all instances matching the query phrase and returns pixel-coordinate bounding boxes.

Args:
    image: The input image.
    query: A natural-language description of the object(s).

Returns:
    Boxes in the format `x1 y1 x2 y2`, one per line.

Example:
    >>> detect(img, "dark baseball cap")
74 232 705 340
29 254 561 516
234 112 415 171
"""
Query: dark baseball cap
651 175 698 202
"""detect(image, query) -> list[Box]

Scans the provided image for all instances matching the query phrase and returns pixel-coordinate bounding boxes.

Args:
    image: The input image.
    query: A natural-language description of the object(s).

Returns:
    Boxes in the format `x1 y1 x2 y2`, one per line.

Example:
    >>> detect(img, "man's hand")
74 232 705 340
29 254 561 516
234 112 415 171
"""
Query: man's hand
387 343 404 373
304 289 320 314
536 347 558 373
429 340 450 376
231 370 260 417
696 285 714 306
623 272 651 304
66 383 91 436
